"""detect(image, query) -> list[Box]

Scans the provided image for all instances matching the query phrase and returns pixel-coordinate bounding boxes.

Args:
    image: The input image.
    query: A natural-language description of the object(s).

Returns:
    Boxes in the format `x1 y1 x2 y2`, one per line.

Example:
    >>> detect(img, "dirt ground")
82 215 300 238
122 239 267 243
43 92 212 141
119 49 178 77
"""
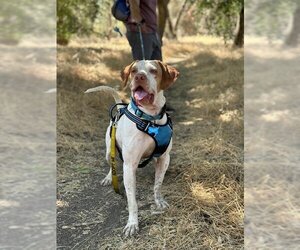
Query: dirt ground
57 36 243 249
244 39 300 249
0 38 56 249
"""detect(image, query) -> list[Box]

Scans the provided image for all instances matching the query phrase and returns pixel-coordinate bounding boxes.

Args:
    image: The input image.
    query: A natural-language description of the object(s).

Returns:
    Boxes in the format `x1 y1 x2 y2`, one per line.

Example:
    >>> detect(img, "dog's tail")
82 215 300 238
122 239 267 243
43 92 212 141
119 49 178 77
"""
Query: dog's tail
84 86 122 104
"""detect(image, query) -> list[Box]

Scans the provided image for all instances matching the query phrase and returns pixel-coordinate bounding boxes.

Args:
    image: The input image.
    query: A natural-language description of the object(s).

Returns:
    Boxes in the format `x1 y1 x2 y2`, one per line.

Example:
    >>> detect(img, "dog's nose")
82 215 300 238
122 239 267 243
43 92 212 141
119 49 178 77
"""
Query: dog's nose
135 73 146 82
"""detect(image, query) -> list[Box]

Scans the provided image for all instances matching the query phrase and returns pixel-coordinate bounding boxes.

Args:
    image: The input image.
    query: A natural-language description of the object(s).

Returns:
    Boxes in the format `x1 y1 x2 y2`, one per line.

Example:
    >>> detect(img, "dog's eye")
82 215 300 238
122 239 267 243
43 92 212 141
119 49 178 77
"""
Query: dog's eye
131 68 137 74
150 69 157 75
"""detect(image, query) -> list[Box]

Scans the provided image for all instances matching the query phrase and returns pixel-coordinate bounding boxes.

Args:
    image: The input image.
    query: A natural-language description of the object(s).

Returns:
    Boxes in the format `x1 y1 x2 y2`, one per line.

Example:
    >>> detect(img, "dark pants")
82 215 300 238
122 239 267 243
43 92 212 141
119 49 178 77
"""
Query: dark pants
126 31 162 60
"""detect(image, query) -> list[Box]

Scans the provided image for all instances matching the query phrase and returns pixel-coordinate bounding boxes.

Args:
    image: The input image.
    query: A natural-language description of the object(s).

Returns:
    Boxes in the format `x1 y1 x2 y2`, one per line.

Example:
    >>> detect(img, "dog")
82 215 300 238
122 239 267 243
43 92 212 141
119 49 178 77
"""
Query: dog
85 60 179 236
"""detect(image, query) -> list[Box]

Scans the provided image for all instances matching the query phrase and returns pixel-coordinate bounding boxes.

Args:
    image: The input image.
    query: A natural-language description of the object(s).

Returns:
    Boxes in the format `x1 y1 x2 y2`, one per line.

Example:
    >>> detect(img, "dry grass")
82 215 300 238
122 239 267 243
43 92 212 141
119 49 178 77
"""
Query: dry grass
57 36 243 249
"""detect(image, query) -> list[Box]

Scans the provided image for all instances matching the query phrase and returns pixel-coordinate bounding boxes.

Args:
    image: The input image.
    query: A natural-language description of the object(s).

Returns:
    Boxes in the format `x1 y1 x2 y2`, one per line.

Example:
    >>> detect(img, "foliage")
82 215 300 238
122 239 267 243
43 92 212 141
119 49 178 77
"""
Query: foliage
93 0 114 37
197 0 243 43
0 0 55 44
245 0 298 40
57 0 116 44
57 0 101 44
56 0 244 44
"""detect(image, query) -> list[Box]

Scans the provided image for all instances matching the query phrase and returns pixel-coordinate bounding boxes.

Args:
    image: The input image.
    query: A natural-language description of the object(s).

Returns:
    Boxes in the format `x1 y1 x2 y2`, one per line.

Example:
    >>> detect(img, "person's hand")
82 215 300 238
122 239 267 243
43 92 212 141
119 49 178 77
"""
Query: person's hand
129 16 144 25
135 18 145 26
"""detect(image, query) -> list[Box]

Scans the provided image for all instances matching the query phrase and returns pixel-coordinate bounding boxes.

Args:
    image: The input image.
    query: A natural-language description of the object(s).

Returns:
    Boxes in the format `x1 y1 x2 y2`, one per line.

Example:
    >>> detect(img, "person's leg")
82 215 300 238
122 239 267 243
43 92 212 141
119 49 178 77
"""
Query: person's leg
151 45 162 60
151 33 162 60
126 31 153 60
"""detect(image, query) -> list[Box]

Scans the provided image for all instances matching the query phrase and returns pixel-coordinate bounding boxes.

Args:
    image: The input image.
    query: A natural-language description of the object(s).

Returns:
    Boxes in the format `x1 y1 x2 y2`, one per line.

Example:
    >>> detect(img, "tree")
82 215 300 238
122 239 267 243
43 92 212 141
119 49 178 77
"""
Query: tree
234 7 244 47
157 0 170 39
174 0 196 36
285 3 300 47
197 0 243 45
57 0 101 45
0 0 55 45
246 0 298 44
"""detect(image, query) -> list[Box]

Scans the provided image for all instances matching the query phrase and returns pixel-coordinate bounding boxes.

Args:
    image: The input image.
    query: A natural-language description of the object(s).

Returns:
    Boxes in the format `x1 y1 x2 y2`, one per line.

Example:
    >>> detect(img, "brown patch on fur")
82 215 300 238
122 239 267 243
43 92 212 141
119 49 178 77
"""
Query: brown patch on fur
120 61 136 89
156 60 179 91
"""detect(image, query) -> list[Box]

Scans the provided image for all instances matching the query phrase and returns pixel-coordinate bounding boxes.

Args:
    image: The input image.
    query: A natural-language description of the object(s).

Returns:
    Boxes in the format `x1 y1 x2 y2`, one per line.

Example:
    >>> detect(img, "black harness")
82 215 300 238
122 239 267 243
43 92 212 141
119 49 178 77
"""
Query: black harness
109 101 173 168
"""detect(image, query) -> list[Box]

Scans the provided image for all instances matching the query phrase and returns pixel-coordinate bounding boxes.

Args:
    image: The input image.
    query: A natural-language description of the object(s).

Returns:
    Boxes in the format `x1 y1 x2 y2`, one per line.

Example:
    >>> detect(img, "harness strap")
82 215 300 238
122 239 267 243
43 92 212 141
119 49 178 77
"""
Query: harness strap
130 98 166 121
138 156 154 168
110 107 154 168
122 107 173 158
123 107 150 131
109 102 128 120
122 108 155 167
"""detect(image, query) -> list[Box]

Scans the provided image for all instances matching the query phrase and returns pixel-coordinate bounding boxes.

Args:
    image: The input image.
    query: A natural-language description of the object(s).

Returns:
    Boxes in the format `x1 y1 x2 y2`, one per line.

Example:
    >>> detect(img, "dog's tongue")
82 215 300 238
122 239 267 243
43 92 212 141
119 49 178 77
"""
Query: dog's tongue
134 88 149 101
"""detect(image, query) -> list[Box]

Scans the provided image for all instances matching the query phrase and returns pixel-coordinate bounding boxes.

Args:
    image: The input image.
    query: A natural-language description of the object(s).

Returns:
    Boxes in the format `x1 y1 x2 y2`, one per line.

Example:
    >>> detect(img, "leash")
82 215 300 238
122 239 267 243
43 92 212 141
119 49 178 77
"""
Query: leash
109 112 149 195
137 23 145 60
113 26 123 37
109 103 127 195
110 121 120 194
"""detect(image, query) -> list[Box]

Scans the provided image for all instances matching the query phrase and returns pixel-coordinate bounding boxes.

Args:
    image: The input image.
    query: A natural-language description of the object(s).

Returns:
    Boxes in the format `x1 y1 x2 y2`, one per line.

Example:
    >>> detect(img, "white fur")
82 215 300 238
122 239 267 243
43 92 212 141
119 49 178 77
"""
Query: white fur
85 86 122 104
85 61 172 236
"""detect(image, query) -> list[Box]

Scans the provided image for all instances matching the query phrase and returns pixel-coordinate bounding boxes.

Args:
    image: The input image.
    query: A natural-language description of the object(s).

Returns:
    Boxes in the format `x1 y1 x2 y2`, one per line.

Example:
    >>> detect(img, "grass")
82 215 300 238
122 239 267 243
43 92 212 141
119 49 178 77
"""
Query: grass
57 35 244 249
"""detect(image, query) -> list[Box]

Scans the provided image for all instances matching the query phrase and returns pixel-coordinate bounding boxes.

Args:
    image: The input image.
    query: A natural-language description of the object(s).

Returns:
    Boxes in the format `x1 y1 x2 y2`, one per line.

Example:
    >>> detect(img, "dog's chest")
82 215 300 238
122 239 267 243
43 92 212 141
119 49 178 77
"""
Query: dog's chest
116 116 155 158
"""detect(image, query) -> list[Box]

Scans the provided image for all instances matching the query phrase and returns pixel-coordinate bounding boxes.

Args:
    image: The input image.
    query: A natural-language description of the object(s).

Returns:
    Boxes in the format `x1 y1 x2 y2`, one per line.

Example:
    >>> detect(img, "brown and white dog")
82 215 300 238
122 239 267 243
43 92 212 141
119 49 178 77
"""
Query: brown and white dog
85 60 179 236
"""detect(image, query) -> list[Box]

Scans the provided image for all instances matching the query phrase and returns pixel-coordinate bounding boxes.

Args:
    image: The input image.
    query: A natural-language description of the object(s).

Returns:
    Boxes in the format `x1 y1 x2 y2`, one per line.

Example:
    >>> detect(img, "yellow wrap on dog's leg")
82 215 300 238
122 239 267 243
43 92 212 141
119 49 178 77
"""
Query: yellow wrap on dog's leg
110 124 120 194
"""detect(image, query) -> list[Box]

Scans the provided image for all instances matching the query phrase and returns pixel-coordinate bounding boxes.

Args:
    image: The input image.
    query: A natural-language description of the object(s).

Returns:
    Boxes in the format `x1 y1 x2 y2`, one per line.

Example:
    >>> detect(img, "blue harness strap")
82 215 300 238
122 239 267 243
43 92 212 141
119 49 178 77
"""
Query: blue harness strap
109 101 173 168
130 97 166 121
121 107 173 158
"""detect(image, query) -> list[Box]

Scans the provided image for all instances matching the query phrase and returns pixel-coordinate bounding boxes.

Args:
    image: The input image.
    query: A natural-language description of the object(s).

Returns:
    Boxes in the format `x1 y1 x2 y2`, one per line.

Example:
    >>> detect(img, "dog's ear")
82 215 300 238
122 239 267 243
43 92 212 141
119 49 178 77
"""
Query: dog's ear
120 61 136 89
156 60 179 91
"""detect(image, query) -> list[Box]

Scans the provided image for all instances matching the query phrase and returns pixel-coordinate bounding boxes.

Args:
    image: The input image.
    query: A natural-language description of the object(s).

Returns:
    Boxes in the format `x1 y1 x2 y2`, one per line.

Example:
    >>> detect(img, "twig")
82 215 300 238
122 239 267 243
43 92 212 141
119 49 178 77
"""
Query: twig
62 220 103 229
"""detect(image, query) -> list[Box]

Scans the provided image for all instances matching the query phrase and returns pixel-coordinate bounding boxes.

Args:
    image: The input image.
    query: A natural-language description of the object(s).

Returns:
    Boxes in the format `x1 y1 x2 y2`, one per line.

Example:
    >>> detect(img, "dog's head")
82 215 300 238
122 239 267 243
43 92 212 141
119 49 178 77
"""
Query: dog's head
121 60 179 106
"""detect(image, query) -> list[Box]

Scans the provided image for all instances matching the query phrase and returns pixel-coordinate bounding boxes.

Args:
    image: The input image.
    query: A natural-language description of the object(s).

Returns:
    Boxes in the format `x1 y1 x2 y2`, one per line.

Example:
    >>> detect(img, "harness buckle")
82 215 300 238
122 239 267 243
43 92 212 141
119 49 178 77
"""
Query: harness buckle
113 112 120 125
143 121 150 132
135 109 143 117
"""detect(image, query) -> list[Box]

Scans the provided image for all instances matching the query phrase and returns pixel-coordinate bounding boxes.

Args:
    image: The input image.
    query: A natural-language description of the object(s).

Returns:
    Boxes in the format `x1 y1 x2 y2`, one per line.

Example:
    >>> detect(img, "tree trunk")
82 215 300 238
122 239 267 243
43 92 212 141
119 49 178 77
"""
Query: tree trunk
157 0 170 40
107 1 113 40
167 15 177 39
174 0 189 33
233 7 244 48
285 4 300 47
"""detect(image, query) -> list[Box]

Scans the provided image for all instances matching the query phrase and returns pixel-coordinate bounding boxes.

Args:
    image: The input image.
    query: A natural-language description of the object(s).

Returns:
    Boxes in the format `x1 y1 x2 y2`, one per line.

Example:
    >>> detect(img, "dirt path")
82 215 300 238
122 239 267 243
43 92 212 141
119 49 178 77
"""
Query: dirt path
0 41 56 249
57 36 243 249
244 41 300 249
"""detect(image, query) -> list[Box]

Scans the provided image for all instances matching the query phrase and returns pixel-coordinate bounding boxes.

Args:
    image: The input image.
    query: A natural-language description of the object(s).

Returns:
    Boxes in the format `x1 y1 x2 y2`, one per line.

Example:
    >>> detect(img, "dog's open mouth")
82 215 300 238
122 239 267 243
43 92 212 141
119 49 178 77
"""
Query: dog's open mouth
133 86 154 104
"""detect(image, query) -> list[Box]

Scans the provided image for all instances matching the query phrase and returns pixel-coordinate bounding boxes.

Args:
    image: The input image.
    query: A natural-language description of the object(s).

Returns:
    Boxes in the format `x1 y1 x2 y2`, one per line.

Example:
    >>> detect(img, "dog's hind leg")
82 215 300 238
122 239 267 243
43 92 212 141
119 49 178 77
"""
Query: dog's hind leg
101 167 112 186
101 126 112 186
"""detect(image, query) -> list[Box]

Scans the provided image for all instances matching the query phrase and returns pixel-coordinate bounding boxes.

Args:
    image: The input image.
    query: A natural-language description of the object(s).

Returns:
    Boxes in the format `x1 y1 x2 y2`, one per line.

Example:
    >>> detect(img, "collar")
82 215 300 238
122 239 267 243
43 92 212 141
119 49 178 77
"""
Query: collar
129 97 166 121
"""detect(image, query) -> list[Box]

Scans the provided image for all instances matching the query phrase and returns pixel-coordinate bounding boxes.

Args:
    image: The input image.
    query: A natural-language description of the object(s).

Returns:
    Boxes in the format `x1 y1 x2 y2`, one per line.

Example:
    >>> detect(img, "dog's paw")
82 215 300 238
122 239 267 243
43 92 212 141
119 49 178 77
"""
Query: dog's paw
101 176 112 186
123 222 139 237
155 198 169 209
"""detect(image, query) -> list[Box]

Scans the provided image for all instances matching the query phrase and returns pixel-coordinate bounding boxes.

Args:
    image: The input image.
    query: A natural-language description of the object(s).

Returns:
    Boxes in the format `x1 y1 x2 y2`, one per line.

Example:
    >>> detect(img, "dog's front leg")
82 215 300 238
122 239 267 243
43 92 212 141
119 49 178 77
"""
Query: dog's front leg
154 153 170 209
123 160 139 236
